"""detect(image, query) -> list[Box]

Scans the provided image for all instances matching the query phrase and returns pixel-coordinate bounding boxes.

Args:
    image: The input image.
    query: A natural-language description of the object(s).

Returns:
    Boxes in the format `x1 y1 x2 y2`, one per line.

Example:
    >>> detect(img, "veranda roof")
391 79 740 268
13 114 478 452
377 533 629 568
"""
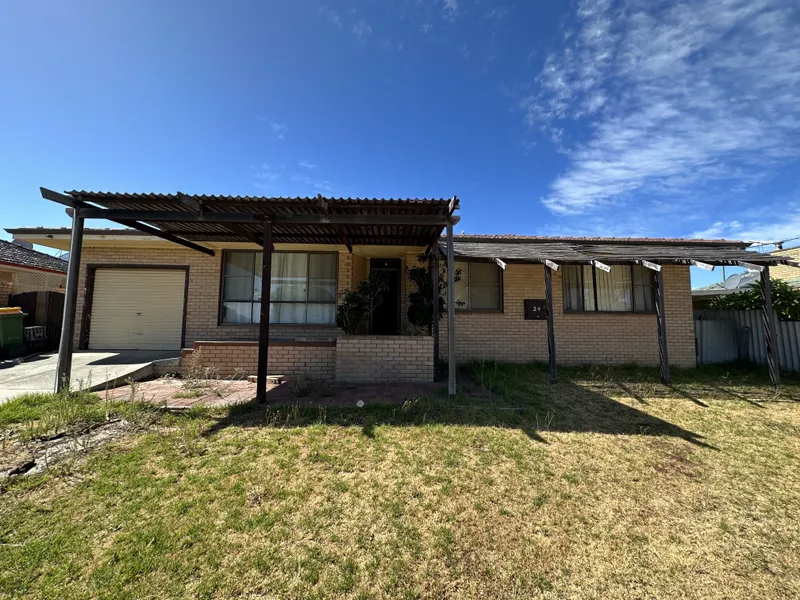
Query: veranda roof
40 189 459 255
440 236 798 268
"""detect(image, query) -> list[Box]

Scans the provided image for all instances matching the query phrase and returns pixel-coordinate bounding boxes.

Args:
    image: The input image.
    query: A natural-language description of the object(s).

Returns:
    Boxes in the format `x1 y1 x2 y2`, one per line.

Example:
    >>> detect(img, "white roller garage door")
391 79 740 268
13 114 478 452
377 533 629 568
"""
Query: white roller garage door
88 269 186 350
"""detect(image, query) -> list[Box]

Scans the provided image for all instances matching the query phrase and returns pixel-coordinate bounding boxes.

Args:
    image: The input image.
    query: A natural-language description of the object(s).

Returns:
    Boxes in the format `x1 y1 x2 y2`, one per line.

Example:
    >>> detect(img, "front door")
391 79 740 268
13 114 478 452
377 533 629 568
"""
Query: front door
370 259 400 334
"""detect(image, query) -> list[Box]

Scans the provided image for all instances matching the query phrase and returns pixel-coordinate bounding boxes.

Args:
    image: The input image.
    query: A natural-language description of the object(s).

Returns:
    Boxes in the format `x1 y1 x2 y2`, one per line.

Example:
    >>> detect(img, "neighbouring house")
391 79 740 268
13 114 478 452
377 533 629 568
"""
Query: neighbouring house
7 189 796 395
691 270 762 309
0 239 67 306
770 246 800 286
692 246 800 309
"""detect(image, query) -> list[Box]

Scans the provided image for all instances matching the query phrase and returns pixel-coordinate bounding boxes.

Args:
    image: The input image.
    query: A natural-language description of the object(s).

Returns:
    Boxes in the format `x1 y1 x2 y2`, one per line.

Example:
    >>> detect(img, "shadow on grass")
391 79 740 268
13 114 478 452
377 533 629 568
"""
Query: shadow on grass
201 363 715 449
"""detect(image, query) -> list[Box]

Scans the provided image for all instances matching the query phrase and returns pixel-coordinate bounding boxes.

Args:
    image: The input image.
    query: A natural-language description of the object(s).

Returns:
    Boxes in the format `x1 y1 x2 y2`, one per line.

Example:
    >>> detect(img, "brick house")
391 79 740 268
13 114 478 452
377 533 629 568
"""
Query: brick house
8 189 795 394
0 239 67 306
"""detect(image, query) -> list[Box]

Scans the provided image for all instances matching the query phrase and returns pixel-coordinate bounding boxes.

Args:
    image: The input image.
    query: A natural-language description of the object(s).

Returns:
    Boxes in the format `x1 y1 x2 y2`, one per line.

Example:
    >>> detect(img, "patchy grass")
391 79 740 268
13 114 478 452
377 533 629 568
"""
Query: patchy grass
2 364 800 599
0 387 160 442
172 389 206 400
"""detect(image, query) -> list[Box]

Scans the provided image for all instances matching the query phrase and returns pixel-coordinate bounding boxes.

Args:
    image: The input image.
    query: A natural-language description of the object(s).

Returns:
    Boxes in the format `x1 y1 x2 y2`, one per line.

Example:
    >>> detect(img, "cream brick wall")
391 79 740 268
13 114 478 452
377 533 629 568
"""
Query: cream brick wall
336 335 434 382
72 247 348 348
439 263 696 368
770 248 800 281
185 341 335 379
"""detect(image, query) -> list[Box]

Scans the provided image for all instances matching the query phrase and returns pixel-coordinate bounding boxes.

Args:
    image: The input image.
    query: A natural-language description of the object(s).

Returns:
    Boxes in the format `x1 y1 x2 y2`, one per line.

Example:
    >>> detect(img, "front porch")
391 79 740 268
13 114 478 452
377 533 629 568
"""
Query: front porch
42 189 461 400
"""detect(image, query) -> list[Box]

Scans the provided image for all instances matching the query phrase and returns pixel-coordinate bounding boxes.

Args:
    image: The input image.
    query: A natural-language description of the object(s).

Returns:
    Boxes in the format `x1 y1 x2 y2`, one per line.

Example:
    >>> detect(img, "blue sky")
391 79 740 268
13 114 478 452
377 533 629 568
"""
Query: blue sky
1 0 798 288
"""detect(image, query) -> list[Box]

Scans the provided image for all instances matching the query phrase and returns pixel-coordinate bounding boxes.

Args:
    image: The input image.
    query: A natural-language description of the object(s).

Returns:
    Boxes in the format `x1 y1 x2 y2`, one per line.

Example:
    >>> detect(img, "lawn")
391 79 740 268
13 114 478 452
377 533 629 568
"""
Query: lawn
1 364 800 599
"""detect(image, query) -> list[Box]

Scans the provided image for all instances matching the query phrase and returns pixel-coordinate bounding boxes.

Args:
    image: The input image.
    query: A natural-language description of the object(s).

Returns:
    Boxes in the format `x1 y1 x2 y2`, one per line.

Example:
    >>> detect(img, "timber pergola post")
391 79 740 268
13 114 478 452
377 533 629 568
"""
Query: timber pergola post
256 220 273 403
653 264 671 385
446 222 456 397
543 261 557 384
55 205 85 392
761 266 780 386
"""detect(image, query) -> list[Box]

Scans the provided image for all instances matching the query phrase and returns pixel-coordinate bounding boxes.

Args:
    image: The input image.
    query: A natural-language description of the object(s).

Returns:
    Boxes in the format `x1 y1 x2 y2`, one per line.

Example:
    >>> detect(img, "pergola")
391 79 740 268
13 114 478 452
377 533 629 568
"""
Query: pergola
442 237 800 387
40 188 461 398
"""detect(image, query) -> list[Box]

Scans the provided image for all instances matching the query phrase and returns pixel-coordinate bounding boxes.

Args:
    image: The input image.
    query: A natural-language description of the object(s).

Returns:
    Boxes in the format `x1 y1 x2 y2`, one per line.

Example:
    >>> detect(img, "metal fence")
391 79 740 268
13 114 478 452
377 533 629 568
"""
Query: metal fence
694 310 800 372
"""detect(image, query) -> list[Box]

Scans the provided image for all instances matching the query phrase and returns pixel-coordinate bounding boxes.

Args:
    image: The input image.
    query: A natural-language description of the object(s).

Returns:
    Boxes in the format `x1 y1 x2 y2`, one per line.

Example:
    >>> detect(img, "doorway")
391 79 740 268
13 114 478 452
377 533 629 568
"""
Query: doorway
370 258 401 335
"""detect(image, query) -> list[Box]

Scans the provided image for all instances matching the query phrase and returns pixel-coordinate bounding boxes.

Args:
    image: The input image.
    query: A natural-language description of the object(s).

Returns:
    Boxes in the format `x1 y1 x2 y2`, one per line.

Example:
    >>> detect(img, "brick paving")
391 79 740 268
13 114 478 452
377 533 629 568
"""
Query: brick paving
105 378 443 409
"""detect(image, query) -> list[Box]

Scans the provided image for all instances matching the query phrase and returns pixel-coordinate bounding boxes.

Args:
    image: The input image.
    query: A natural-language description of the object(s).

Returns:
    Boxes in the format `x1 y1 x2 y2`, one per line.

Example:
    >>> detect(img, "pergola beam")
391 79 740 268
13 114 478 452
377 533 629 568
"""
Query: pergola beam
75 208 460 227
114 221 216 256
336 227 353 253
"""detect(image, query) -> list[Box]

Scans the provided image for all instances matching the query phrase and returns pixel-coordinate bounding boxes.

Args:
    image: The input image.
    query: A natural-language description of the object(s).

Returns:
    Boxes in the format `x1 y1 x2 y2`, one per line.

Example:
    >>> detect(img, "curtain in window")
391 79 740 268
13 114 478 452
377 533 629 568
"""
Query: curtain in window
469 263 501 310
632 265 655 312
595 266 632 311
563 265 583 311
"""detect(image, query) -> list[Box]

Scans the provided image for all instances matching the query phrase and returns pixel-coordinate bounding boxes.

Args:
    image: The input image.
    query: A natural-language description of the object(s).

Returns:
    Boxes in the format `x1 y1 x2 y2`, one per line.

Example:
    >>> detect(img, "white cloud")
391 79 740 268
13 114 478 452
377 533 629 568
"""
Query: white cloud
443 0 458 20
353 19 372 37
291 173 335 194
298 160 317 170
268 122 287 140
523 0 800 222
254 164 282 189
692 212 800 244
318 6 342 28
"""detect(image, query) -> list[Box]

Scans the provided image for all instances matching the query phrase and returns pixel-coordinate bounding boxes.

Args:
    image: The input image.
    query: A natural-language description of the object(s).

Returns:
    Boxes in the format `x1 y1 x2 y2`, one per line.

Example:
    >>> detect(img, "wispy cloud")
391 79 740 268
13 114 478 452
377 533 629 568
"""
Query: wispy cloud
254 164 282 190
298 160 317 170
443 0 459 20
318 6 342 28
268 122 287 141
291 173 336 194
353 18 372 37
691 206 800 243
522 0 800 234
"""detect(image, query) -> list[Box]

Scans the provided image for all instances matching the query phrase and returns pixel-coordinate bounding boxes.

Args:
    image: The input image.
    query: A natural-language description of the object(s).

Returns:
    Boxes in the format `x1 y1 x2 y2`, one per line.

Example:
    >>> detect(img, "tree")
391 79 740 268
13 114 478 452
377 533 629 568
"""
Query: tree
708 278 800 321
407 253 462 332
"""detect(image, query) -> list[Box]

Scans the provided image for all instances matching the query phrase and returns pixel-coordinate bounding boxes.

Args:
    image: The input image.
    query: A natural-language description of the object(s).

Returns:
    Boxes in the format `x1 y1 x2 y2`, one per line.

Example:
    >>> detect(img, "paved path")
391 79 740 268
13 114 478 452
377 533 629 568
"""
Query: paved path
0 351 179 402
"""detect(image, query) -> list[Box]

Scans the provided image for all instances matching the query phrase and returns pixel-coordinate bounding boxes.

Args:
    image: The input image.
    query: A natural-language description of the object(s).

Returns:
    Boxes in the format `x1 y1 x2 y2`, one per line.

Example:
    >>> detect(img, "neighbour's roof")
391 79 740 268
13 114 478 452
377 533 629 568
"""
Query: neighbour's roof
0 239 67 274
440 236 797 267
36 190 460 249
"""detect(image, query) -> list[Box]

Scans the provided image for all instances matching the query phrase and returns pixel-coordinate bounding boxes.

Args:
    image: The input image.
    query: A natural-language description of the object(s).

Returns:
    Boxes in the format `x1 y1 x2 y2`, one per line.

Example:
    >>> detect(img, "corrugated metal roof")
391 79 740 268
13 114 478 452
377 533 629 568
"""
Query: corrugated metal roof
439 239 797 267
58 191 458 247
452 234 747 247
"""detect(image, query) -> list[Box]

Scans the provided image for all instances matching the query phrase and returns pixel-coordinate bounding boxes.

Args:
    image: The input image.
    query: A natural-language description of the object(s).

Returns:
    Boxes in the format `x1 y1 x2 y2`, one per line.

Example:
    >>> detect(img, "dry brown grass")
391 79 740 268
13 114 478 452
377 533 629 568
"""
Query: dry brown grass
1 363 799 599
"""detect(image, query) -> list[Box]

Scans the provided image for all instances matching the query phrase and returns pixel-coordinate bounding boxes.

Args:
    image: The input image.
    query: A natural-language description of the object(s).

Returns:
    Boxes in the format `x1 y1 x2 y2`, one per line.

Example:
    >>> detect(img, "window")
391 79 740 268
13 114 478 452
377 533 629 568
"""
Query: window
454 261 502 311
221 251 337 324
562 264 655 313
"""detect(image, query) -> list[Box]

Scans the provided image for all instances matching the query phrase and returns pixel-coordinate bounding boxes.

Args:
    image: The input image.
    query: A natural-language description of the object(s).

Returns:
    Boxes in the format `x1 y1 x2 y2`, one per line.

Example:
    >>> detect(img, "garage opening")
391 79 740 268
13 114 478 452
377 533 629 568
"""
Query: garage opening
88 268 187 351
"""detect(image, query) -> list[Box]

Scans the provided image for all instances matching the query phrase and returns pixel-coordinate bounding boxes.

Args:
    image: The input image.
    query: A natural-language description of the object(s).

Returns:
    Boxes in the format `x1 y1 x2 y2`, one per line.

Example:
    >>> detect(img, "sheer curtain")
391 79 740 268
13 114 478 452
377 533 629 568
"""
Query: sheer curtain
269 253 308 324
595 266 632 311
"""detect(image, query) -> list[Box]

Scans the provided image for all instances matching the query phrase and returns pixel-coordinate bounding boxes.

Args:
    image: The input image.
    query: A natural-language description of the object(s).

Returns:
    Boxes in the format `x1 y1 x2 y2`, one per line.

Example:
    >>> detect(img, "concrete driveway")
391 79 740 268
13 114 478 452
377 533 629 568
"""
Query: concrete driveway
0 351 179 403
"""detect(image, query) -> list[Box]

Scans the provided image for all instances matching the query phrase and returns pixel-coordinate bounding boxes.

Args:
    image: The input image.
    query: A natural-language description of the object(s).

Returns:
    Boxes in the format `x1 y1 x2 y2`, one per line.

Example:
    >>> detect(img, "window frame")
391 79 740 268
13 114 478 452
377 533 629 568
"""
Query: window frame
453 259 504 313
218 250 339 326
562 264 656 314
